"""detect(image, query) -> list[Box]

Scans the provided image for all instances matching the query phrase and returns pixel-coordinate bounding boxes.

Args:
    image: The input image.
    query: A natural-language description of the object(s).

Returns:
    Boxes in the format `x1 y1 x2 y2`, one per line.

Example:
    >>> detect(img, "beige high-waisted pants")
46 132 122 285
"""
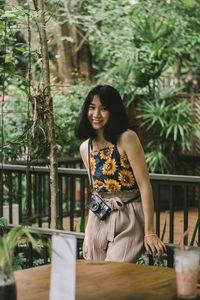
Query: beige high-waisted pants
86 190 145 263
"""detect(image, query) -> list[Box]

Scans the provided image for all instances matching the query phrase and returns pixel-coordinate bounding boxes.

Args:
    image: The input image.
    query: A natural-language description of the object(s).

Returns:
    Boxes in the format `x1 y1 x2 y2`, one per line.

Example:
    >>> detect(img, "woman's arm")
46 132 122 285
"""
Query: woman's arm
80 139 90 259
80 139 89 171
120 130 166 257
80 139 93 186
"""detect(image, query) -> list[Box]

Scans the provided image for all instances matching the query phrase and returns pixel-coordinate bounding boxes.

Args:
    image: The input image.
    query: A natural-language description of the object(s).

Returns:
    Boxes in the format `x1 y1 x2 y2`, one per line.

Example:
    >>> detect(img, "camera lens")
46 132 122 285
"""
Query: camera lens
91 202 100 212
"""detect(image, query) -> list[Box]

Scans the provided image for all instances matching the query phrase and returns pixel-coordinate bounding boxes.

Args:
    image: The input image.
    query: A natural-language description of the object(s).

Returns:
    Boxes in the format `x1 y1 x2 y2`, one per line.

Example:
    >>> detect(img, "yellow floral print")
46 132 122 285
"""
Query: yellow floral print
118 170 134 187
91 149 99 156
94 180 105 191
102 158 117 175
120 156 130 169
90 157 96 175
105 179 121 192
100 145 114 160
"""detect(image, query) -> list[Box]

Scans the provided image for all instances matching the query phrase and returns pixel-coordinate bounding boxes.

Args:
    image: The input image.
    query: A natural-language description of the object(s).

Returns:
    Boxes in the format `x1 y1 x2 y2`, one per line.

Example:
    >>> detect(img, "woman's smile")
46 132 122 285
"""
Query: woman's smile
92 118 103 125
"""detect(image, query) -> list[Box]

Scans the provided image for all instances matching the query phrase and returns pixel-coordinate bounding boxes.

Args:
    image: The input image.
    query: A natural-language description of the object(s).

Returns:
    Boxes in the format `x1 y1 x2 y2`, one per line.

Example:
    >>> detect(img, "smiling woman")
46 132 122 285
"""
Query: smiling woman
75 85 166 263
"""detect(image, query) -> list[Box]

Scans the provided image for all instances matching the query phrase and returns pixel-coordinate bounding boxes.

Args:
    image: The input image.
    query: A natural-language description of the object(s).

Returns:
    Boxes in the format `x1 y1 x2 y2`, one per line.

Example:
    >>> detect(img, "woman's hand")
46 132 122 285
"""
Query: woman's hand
83 235 88 260
144 234 167 258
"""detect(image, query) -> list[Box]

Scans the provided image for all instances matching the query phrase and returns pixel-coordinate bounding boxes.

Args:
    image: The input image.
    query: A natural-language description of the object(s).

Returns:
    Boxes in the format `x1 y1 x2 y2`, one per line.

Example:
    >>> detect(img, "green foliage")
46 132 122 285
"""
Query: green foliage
0 217 8 227
138 85 197 173
0 5 30 86
92 0 200 97
12 252 28 271
0 82 92 161
12 244 50 270
0 3 42 162
0 84 28 161
1 0 200 170
0 224 41 274
145 151 172 174
79 212 87 233
160 219 167 242
53 83 92 157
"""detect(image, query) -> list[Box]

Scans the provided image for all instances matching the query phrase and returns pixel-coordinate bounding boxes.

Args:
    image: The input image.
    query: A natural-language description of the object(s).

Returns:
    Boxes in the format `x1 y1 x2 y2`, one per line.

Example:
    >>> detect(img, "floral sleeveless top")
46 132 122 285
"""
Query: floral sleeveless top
90 144 138 192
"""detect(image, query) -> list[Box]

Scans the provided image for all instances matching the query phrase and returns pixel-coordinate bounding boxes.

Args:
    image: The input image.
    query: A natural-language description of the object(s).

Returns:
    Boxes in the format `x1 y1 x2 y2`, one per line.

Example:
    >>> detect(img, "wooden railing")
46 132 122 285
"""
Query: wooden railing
0 164 200 245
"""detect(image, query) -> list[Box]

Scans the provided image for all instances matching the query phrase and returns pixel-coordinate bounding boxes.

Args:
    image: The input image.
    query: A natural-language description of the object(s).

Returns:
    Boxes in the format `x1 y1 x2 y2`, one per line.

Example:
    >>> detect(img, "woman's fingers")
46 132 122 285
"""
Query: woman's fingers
144 235 166 258
144 241 151 255
155 243 164 258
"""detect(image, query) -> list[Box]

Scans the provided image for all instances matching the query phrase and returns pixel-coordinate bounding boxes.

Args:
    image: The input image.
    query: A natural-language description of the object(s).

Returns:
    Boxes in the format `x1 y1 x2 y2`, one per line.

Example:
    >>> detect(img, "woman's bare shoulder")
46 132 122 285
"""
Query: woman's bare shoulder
120 129 139 144
117 130 140 157
80 139 89 155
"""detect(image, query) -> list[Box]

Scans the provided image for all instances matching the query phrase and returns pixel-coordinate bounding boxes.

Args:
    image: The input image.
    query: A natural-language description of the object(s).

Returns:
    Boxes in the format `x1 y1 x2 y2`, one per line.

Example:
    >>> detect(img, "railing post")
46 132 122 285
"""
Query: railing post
166 244 174 268
58 174 63 227
26 171 32 220
80 177 85 217
33 174 38 223
70 176 75 231
38 173 42 227
169 184 174 243
183 184 188 245
154 183 160 237
18 173 23 223
42 175 47 217
8 171 13 224
48 174 51 228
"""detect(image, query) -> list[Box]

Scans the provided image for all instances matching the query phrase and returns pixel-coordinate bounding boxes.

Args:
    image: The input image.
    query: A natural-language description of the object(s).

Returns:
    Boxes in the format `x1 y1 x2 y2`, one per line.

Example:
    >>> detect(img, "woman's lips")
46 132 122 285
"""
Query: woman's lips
92 119 102 124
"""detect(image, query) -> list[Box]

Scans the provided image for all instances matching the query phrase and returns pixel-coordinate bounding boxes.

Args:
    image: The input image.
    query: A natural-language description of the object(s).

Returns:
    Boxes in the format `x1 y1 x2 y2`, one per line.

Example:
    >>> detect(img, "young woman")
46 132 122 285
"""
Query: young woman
75 85 166 262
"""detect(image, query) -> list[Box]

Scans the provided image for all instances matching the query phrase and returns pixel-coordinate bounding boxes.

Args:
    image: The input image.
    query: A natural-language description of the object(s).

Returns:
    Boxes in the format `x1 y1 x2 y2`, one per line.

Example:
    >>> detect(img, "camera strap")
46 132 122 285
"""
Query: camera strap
88 138 93 194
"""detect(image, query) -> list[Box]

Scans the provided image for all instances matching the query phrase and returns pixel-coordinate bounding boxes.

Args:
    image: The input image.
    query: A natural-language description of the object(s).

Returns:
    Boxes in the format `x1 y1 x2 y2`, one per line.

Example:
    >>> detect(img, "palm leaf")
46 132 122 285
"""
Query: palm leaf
0 226 41 271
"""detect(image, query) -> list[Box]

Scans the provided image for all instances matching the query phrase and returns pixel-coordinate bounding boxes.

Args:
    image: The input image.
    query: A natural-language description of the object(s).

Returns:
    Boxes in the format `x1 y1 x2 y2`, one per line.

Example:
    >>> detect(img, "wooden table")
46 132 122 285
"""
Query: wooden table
14 260 200 300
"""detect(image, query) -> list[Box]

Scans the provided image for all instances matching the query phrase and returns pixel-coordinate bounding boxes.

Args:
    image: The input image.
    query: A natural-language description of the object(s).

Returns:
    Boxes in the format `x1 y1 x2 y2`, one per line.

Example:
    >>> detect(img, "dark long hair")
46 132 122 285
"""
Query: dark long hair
75 85 130 143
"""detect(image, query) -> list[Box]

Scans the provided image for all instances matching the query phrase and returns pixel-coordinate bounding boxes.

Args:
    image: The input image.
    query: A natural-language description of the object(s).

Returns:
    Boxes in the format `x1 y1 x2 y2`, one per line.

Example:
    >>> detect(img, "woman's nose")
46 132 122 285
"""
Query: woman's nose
93 108 100 117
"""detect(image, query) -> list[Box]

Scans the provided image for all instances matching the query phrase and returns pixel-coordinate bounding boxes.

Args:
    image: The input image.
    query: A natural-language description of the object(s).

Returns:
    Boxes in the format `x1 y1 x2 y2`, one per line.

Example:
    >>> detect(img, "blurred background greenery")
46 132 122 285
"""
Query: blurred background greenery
1 0 200 174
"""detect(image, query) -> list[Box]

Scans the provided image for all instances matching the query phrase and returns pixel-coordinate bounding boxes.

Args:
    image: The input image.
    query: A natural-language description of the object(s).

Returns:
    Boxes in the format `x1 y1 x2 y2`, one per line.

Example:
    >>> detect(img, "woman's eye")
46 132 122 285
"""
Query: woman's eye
101 107 108 111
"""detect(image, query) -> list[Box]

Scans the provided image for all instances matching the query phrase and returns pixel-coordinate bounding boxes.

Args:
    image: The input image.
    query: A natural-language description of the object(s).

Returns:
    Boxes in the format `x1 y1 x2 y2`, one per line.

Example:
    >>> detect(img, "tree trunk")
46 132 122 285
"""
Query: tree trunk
33 0 59 229
56 4 74 83
54 1 94 83
76 28 94 83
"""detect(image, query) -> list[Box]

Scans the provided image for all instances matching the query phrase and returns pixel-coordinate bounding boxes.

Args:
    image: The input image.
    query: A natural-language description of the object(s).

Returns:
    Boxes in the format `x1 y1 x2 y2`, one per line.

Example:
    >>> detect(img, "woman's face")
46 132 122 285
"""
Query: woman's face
87 95 110 131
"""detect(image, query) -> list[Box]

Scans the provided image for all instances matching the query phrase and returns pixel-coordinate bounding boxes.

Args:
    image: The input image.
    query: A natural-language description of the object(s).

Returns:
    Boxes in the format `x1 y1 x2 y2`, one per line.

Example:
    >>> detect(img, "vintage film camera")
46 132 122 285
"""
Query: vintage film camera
87 194 111 220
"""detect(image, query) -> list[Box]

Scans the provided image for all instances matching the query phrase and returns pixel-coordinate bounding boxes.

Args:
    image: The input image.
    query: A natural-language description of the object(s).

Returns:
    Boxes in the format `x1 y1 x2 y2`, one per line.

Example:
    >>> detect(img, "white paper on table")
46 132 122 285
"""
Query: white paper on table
49 234 77 300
